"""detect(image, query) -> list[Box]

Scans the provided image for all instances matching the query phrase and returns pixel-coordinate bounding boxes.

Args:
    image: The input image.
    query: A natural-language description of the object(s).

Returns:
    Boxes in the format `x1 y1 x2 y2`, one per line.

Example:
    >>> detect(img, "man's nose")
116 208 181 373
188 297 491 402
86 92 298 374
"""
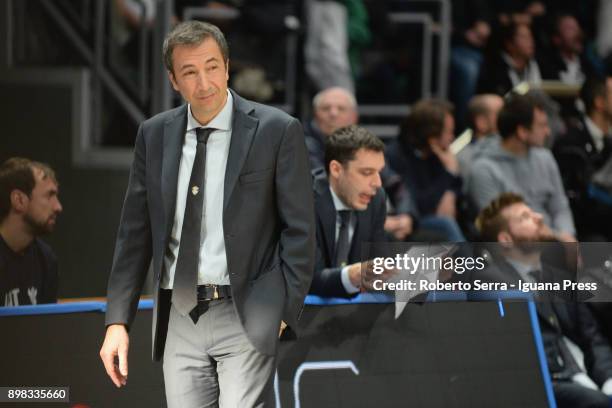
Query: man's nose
533 211 543 223
196 71 210 89
54 199 63 213
372 173 382 189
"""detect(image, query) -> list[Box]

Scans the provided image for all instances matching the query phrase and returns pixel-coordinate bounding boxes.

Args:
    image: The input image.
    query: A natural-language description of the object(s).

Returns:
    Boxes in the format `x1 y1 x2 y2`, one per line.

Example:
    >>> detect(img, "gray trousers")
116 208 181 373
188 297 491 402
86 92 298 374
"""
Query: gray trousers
163 300 276 408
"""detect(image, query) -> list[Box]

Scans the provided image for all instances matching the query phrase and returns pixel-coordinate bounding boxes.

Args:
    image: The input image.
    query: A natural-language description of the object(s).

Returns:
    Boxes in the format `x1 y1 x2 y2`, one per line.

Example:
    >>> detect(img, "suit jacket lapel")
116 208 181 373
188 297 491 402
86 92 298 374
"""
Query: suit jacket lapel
314 178 336 263
224 91 258 211
500 259 561 330
161 105 188 240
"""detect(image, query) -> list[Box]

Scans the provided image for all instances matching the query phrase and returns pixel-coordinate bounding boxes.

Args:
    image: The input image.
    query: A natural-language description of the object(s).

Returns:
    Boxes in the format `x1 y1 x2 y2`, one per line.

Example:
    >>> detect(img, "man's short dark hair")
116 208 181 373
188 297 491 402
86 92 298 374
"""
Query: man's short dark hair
497 93 542 139
0 158 57 221
500 21 528 50
580 76 608 115
475 192 525 241
549 12 579 39
324 125 385 171
467 95 492 130
163 21 229 74
399 99 454 151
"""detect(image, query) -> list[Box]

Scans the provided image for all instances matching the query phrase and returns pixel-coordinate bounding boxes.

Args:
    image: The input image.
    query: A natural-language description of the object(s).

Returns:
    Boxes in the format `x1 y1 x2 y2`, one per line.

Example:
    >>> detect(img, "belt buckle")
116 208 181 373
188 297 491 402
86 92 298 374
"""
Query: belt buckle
213 285 219 300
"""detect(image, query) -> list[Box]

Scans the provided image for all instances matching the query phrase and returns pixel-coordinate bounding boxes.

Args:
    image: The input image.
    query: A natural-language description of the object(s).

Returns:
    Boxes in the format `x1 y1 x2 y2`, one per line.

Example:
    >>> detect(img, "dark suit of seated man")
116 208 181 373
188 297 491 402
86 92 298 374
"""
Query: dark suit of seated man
309 125 387 298
476 192 612 408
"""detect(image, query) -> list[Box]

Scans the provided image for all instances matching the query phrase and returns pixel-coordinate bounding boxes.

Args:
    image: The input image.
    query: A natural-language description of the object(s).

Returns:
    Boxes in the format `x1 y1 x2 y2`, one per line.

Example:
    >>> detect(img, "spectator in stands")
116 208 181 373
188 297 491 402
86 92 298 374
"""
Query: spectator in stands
386 99 465 242
493 1 546 27
476 192 612 408
477 21 542 96
449 0 493 131
554 77 612 239
539 13 598 86
305 87 359 171
304 0 355 93
0 158 62 306
466 93 576 240
305 87 417 242
457 94 504 179
554 77 612 197
310 125 388 297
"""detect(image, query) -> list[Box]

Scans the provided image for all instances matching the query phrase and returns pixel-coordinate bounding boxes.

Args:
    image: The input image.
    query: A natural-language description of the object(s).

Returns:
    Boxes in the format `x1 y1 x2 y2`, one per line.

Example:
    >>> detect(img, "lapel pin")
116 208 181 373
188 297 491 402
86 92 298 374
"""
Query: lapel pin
192 186 199 195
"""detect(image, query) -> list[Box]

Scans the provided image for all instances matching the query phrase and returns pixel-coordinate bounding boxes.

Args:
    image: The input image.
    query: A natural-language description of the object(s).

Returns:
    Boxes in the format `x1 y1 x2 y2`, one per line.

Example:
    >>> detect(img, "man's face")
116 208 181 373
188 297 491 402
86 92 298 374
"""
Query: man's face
434 113 455 150
509 24 535 59
330 148 385 211
603 78 612 120
500 202 554 243
485 96 504 135
22 168 62 235
526 108 550 147
473 95 504 137
314 89 358 136
556 16 583 55
168 38 229 125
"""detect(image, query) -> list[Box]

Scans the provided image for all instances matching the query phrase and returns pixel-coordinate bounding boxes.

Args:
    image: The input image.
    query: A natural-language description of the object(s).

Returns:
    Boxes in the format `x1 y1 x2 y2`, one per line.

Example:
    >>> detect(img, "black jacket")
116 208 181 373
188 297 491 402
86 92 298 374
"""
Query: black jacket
553 116 612 196
309 176 386 297
476 257 612 384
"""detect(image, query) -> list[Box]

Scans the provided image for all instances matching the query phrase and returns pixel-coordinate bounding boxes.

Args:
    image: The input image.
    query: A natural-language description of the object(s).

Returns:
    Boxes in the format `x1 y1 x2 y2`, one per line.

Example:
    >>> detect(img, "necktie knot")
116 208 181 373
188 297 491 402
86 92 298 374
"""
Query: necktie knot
338 210 351 227
528 269 542 283
196 127 214 144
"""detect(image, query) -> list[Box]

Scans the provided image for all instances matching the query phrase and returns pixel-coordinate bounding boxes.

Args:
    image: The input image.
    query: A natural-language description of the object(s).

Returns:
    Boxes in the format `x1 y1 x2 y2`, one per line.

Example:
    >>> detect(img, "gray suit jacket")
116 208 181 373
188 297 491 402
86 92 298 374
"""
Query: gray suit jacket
105 90 316 360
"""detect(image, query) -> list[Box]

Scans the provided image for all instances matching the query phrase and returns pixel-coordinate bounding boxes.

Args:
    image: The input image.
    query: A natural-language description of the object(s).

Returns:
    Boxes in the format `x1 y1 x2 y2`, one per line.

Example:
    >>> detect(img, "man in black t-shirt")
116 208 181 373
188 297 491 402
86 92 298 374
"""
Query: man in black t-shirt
0 157 62 306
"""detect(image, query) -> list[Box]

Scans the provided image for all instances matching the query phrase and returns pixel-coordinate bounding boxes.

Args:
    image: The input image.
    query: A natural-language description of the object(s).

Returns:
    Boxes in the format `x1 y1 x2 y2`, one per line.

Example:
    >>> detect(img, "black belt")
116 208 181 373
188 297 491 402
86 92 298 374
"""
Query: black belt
196 284 232 301
188 285 232 324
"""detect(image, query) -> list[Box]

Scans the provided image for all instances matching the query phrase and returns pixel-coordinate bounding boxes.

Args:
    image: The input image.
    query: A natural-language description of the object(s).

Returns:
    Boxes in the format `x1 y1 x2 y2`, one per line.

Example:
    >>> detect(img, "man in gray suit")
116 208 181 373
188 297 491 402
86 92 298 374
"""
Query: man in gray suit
99 21 315 407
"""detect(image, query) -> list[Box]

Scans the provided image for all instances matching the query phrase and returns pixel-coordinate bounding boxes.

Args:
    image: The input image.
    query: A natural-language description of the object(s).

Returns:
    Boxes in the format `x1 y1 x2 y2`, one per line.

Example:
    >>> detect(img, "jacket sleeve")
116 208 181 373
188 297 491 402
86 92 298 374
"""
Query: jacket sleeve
576 304 612 385
545 152 576 236
105 123 153 329
275 118 316 328
309 249 350 298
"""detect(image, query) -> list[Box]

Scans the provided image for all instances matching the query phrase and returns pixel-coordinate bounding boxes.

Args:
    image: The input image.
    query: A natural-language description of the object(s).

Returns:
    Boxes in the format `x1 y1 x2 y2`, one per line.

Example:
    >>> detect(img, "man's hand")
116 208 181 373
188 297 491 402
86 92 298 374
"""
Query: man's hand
347 262 363 288
384 214 414 241
360 260 398 292
100 324 129 388
429 142 459 175
436 191 457 219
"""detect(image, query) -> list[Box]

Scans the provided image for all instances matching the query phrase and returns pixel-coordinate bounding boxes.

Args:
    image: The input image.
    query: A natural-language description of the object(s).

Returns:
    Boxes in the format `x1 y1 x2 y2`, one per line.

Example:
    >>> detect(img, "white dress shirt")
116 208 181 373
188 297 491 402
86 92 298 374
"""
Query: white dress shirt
329 187 360 294
162 91 233 289
584 116 609 153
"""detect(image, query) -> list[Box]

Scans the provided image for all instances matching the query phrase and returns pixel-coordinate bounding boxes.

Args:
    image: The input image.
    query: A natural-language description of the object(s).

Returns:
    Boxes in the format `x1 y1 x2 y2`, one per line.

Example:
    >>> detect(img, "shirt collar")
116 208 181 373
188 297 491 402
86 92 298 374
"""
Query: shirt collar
584 115 606 142
507 257 542 282
186 90 233 132
329 185 352 212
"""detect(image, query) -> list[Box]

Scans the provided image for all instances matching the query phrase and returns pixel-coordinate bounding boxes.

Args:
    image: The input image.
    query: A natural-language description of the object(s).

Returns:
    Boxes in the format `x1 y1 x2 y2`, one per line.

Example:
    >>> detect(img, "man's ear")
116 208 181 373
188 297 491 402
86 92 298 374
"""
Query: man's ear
9 190 28 213
328 160 342 179
594 94 605 112
516 125 528 142
497 231 513 244
225 59 230 81
167 70 179 92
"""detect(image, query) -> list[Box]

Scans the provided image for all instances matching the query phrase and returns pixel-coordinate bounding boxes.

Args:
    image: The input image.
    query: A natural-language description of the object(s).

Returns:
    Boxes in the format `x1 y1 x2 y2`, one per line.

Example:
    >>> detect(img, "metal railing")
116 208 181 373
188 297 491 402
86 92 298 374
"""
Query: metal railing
358 0 451 121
